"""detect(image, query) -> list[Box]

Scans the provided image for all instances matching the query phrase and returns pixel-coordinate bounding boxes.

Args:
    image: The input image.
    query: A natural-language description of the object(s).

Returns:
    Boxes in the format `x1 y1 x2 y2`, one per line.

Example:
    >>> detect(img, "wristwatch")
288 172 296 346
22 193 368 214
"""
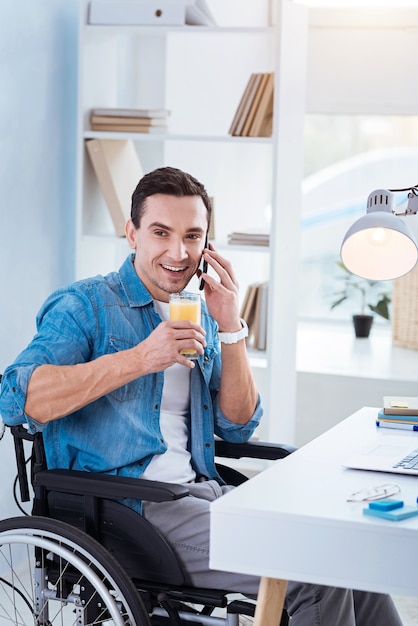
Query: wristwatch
218 318 249 344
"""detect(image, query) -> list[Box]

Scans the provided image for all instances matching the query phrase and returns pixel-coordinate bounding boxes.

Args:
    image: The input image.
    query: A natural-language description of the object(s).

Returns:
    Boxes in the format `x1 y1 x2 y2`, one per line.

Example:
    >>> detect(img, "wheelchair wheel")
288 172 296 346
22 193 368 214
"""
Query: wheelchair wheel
0 515 151 625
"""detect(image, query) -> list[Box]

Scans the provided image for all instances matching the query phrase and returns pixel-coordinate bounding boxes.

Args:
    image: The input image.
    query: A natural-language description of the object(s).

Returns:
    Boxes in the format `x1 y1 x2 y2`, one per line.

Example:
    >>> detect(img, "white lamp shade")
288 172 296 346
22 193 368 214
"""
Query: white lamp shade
341 211 418 281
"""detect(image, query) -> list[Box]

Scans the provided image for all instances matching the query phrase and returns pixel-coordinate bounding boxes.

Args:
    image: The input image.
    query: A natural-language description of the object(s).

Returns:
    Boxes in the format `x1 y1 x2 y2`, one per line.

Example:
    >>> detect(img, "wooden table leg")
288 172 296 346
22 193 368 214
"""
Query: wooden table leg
253 576 288 626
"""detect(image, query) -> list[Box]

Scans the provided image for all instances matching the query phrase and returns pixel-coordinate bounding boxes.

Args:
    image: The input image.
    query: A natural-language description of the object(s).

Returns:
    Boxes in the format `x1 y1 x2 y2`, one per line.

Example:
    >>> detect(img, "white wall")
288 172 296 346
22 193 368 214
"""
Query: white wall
0 0 78 520
306 8 418 114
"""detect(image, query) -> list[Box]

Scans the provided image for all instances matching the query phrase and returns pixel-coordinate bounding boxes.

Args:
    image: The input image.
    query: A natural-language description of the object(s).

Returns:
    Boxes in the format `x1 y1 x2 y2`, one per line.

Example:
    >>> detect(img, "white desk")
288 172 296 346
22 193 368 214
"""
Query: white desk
210 407 418 608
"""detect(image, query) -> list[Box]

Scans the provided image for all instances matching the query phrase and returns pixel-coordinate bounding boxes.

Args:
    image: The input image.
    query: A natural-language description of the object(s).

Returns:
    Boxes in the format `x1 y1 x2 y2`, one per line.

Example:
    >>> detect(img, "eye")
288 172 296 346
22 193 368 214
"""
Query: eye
186 233 201 241
154 230 168 237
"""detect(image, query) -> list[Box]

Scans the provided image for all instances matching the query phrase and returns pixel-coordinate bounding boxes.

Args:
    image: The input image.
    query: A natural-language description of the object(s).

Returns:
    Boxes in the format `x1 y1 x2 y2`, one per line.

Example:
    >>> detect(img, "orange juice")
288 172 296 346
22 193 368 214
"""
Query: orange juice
169 293 201 358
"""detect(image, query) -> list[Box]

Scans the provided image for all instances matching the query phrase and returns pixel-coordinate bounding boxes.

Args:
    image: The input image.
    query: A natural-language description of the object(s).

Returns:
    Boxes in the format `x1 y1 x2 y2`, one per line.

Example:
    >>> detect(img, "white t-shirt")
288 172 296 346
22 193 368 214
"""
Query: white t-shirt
141 300 196 483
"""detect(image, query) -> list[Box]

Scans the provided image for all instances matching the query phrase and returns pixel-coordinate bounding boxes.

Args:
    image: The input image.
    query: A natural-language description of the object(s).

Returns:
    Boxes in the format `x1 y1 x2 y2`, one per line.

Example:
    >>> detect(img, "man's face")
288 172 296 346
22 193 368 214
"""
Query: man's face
126 193 208 302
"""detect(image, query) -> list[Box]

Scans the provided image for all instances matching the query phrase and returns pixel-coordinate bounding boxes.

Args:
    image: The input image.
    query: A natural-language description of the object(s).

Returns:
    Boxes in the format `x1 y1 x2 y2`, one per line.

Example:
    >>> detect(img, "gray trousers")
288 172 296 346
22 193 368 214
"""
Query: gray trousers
142 480 403 626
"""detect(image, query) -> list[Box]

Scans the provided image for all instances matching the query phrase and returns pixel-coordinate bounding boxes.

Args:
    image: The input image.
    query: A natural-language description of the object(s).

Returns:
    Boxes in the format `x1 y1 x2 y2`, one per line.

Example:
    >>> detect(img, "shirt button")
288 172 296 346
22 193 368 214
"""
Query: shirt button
203 404 209 410
205 443 211 448
155 404 159 410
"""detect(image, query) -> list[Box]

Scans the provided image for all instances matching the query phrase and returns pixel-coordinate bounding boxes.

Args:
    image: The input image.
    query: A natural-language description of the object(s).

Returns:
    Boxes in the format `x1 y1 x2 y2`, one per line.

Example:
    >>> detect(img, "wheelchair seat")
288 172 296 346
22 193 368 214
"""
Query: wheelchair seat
1 414 295 625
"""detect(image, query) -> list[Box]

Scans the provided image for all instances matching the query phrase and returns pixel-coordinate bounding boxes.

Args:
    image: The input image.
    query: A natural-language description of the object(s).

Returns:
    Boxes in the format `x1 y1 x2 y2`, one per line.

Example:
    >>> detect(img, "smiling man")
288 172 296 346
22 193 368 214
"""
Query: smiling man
0 166 403 626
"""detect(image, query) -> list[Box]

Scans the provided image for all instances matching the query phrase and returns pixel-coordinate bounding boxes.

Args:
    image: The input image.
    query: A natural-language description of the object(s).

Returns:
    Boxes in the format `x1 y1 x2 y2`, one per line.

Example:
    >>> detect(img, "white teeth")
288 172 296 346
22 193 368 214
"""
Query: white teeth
163 265 184 272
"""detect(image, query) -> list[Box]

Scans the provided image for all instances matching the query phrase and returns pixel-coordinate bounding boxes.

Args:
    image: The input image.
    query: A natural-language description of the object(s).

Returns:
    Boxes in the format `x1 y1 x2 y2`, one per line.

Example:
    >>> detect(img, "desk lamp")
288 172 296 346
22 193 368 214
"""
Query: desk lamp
340 185 418 281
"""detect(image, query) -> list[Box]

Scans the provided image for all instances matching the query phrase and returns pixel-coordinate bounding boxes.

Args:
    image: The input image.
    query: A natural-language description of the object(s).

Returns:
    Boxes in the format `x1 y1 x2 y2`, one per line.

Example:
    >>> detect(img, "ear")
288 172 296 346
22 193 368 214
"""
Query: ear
125 219 137 249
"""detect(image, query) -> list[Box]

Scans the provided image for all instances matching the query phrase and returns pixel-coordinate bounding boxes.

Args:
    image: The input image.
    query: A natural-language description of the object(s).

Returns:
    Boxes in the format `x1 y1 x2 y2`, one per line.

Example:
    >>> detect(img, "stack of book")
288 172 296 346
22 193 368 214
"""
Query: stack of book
228 229 269 247
376 396 418 431
229 72 274 137
90 108 170 133
240 282 269 351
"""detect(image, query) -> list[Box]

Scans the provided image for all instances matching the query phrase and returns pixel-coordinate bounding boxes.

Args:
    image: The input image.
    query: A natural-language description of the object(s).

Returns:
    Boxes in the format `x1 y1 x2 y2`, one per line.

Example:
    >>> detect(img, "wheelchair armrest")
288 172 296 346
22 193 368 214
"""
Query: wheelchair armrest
34 469 190 503
214 438 297 461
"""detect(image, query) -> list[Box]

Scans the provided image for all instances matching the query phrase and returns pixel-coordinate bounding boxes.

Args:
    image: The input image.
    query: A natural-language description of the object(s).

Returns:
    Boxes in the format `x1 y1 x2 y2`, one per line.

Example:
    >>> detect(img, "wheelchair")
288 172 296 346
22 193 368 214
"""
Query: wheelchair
0 391 295 625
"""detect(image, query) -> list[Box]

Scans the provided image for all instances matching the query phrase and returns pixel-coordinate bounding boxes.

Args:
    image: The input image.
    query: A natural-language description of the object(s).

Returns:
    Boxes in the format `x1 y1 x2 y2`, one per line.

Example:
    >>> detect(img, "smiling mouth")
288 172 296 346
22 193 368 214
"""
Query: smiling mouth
161 264 188 274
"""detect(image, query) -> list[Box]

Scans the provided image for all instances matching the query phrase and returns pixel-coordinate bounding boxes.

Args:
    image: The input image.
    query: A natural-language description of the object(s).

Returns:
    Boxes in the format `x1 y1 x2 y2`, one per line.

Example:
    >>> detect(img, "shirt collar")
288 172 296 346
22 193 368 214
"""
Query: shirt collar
119 254 153 308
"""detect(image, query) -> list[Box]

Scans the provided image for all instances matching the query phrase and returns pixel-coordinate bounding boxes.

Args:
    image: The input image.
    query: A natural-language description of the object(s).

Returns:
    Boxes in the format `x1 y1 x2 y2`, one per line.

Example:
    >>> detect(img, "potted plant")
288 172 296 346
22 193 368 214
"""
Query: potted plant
330 261 391 338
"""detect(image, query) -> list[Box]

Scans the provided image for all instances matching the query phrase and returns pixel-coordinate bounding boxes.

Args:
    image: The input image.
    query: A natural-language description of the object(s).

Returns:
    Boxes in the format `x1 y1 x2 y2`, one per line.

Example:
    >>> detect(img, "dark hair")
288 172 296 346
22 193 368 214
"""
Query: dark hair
131 166 212 230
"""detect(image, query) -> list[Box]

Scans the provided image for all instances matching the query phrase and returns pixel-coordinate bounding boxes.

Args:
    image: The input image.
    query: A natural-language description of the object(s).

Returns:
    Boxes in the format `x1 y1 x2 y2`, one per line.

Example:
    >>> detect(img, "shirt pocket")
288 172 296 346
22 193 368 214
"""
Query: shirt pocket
107 335 145 402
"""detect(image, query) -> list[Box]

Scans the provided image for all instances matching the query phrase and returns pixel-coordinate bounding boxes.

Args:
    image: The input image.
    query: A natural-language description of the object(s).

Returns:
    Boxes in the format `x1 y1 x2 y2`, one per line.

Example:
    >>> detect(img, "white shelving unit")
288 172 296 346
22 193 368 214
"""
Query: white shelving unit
75 0 308 443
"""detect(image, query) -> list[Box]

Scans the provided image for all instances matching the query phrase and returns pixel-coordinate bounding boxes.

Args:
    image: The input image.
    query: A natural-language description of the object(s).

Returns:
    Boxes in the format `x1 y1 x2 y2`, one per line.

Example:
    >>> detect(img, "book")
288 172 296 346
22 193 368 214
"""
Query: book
91 108 170 119
248 72 274 137
377 409 418 423
228 229 270 246
383 397 418 416
239 281 268 351
90 115 168 126
90 123 167 134
85 139 144 237
232 73 263 137
240 282 260 330
241 72 270 137
256 282 269 351
229 74 258 136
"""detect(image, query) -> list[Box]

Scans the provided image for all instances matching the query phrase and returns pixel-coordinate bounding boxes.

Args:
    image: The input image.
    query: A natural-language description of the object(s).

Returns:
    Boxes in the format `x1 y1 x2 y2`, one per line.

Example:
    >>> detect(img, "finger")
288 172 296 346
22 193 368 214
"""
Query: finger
204 251 238 288
176 355 196 369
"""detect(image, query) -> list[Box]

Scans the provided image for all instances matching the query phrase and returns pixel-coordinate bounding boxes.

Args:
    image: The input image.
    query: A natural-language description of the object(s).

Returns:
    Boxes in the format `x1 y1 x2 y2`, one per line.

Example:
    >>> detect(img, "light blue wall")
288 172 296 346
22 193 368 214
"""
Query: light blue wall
0 0 78 372
0 0 78 519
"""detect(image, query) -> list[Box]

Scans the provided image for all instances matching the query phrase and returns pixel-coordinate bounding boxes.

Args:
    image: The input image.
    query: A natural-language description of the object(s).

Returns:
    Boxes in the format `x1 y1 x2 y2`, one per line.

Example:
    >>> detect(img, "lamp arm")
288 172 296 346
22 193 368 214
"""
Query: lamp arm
388 184 418 193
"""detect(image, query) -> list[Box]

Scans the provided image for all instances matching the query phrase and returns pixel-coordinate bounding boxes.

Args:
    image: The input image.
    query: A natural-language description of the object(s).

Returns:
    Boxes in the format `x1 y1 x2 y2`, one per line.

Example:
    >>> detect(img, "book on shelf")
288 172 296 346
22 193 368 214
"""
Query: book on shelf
240 281 269 351
248 72 274 138
85 139 144 237
229 72 274 138
90 123 168 134
241 72 270 137
382 398 418 416
90 109 170 133
91 116 169 127
91 108 171 119
240 282 260 330
228 229 270 247
229 73 259 136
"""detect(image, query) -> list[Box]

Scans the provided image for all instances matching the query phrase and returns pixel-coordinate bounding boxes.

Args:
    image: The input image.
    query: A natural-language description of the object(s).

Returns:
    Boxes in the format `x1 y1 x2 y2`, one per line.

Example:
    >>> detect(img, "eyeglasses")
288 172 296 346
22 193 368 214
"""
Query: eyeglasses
347 483 401 503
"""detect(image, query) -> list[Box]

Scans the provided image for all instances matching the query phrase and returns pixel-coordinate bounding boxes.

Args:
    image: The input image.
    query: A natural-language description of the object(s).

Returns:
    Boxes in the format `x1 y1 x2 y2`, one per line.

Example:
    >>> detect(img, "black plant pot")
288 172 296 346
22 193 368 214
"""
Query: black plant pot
352 314 374 338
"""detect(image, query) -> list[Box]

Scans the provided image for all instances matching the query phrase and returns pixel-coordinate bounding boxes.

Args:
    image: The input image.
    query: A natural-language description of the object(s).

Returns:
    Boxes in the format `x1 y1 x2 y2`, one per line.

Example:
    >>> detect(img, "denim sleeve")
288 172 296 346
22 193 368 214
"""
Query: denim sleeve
213 393 262 443
0 365 45 433
0 288 95 433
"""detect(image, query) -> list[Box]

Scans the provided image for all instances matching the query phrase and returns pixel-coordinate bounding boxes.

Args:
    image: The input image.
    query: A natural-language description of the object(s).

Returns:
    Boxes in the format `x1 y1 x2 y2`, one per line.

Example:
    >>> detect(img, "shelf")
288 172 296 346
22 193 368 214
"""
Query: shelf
84 25 275 35
77 0 309 443
84 131 274 144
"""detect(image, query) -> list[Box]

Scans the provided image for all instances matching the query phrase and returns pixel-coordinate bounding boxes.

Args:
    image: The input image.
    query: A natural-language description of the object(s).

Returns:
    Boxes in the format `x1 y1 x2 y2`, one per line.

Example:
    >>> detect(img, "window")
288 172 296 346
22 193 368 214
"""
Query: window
299 114 418 321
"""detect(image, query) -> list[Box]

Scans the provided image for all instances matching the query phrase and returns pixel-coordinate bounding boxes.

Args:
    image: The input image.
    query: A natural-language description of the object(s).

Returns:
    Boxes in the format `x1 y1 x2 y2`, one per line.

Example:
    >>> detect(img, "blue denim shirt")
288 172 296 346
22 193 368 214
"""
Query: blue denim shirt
0 255 262 484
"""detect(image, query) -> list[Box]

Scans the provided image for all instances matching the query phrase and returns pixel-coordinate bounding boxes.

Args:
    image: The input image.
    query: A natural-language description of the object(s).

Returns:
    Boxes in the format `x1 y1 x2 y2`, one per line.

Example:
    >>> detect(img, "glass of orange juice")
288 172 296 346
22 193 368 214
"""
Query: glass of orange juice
169 292 201 359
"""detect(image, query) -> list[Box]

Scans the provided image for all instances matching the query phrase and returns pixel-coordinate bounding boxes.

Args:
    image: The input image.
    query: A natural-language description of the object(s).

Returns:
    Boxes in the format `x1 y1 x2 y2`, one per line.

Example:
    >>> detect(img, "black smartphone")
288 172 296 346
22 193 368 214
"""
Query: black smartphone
199 233 209 290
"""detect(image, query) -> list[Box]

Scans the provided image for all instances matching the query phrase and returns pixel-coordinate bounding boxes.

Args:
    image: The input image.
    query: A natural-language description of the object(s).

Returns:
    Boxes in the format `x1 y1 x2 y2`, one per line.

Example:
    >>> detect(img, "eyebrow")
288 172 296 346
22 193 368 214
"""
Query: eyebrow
148 221 205 235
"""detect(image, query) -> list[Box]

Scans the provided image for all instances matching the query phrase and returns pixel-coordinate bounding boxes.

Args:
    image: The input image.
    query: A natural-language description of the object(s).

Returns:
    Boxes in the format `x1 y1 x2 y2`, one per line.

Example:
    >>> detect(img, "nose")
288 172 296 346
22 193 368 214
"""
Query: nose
168 238 188 262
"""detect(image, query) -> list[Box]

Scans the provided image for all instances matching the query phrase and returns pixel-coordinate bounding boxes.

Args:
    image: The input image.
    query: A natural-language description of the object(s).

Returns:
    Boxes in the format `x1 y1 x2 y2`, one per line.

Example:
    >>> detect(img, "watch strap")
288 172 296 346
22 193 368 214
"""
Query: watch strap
218 318 249 344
